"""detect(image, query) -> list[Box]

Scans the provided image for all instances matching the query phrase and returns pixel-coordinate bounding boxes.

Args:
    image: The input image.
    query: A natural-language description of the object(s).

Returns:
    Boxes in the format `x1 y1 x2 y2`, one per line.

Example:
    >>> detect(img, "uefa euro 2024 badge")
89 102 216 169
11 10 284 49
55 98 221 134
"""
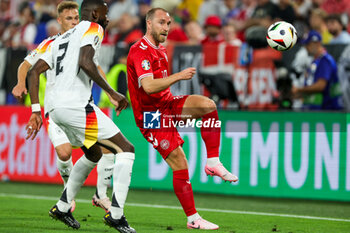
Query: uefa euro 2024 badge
142 60 150 70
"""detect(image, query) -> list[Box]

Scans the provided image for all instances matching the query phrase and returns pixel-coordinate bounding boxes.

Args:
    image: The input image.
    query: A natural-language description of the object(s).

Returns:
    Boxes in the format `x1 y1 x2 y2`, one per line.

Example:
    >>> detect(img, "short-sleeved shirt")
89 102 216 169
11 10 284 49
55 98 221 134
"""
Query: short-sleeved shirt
25 35 59 66
127 36 173 127
303 52 343 110
41 21 103 113
25 34 59 113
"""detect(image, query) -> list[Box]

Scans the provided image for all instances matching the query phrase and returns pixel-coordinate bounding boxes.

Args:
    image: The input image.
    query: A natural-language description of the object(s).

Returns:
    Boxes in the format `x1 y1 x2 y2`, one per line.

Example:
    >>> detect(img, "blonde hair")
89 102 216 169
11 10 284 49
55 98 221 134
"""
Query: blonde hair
57 1 79 16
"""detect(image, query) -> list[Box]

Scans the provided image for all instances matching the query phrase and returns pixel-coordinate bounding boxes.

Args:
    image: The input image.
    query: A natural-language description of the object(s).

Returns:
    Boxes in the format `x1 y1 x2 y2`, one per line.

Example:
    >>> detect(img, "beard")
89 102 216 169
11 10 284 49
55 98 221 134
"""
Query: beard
151 30 166 43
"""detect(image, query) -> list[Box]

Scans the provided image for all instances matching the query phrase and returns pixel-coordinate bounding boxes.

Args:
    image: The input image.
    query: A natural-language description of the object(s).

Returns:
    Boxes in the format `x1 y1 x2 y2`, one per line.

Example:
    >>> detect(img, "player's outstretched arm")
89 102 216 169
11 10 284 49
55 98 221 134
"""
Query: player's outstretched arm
79 45 128 115
141 67 196 95
12 60 32 101
25 59 49 140
292 78 327 97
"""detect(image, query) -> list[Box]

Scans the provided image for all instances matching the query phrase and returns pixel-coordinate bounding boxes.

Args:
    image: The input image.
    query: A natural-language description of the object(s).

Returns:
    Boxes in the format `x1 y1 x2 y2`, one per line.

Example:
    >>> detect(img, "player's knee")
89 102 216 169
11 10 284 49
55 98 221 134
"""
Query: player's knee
57 152 71 161
166 149 188 170
55 145 72 161
204 98 217 113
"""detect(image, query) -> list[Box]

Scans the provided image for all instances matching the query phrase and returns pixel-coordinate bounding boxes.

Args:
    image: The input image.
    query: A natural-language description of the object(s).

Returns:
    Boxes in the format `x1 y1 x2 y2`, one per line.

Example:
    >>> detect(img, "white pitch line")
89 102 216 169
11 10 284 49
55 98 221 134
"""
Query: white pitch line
0 193 349 223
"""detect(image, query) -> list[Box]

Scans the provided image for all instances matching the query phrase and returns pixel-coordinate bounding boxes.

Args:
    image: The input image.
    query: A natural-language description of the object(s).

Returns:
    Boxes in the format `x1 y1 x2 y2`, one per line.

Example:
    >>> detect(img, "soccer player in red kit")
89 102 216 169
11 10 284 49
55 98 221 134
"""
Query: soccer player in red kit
127 8 238 230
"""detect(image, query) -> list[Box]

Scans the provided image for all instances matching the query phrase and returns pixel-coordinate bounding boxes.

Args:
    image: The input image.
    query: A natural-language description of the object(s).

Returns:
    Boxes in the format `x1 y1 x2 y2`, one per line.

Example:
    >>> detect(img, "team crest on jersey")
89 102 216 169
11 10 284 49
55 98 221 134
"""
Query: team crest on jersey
160 139 170 150
142 60 150 70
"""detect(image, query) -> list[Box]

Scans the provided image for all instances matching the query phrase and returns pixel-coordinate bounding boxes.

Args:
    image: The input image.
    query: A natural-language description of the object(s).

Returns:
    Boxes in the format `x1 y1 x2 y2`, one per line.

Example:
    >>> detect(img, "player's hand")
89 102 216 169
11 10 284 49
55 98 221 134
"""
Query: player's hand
12 84 27 101
291 86 301 98
180 67 196 80
109 92 128 116
25 112 42 140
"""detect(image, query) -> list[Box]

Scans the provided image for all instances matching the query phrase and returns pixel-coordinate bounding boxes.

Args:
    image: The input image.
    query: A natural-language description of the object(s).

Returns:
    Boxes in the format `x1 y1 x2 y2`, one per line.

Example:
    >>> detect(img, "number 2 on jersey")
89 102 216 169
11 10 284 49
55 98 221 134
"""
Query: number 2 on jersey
56 42 69 75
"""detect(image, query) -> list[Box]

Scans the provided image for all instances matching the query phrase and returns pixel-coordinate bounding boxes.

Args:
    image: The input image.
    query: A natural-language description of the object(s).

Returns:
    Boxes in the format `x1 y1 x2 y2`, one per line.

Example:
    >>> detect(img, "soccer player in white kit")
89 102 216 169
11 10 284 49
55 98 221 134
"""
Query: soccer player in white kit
12 1 114 213
25 0 136 232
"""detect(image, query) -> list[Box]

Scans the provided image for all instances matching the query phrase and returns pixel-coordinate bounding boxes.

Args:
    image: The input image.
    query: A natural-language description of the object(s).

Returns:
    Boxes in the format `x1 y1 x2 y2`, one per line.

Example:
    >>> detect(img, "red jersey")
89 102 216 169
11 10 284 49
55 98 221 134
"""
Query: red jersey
127 36 173 127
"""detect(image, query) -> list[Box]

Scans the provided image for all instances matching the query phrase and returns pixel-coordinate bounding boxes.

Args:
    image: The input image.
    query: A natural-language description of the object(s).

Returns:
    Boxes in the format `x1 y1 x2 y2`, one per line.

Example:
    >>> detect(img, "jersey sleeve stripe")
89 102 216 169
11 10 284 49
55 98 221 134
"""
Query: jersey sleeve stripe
138 73 153 88
36 39 54 54
83 22 104 40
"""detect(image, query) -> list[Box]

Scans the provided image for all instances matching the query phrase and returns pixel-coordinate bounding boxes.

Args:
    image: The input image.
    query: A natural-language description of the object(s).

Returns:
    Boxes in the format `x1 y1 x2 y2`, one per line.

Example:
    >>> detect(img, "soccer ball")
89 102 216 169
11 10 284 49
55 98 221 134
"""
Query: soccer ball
266 21 297 51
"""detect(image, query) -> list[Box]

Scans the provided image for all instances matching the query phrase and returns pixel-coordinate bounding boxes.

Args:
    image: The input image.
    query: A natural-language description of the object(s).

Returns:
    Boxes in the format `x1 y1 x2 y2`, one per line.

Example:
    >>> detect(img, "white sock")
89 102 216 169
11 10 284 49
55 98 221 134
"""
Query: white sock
57 155 97 212
206 157 220 167
110 152 134 219
56 157 73 187
96 153 115 199
187 212 201 223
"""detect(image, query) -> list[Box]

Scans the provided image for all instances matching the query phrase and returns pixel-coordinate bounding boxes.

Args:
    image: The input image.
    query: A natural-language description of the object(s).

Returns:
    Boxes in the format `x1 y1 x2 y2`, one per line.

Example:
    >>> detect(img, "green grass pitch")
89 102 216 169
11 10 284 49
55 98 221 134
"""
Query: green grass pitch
0 182 349 232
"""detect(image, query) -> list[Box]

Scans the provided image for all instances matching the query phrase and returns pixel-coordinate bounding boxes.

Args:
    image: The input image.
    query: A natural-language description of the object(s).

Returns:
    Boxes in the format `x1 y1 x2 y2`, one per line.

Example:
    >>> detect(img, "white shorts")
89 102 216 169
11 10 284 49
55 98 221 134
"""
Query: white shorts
48 118 70 147
49 103 120 148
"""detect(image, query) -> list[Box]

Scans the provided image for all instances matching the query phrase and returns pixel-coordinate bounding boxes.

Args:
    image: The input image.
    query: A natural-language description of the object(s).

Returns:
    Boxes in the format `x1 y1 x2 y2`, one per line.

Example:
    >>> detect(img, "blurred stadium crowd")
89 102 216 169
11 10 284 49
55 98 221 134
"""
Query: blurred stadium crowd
1 0 350 110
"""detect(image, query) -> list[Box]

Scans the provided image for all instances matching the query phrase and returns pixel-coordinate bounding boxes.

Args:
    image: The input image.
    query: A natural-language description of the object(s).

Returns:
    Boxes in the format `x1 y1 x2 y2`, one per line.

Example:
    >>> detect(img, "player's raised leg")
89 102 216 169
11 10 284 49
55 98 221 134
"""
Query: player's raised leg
166 147 219 230
182 95 238 183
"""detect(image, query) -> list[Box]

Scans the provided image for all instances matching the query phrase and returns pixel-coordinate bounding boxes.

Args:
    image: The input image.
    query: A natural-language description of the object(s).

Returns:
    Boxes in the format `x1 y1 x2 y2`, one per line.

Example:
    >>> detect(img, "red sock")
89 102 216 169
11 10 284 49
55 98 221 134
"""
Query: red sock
173 169 197 216
200 110 220 158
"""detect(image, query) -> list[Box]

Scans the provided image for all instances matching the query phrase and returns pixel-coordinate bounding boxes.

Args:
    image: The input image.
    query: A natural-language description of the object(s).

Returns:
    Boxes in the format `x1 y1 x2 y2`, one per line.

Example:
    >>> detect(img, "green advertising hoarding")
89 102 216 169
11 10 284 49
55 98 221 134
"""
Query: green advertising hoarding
113 109 350 201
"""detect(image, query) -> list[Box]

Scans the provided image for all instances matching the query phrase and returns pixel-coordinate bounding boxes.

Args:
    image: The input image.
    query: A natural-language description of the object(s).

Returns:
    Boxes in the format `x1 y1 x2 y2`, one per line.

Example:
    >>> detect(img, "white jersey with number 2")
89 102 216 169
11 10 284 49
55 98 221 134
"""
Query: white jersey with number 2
41 20 103 113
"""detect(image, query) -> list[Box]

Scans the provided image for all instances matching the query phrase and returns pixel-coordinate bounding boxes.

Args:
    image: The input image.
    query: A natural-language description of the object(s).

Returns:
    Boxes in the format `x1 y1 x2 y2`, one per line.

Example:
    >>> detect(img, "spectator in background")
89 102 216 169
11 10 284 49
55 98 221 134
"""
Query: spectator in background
228 0 257 41
108 12 142 68
311 0 325 9
326 14 350 44
222 0 240 24
320 0 350 16
108 0 138 28
4 0 21 21
0 20 5 42
221 23 242 46
184 20 205 45
320 0 350 32
45 18 60 37
198 0 226 26
2 1 36 49
201 15 224 45
248 0 278 28
177 0 203 21
137 0 152 34
289 0 310 40
292 0 312 20
309 8 333 44
292 30 343 110
151 0 182 13
0 0 11 22
167 15 188 44
337 43 350 111
113 13 143 47
33 0 56 23
237 0 277 45
276 0 296 24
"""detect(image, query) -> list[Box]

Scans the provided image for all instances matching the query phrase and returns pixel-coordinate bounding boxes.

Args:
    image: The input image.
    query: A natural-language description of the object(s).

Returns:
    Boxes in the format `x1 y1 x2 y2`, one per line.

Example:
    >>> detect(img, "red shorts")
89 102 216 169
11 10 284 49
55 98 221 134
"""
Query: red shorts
140 95 189 159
